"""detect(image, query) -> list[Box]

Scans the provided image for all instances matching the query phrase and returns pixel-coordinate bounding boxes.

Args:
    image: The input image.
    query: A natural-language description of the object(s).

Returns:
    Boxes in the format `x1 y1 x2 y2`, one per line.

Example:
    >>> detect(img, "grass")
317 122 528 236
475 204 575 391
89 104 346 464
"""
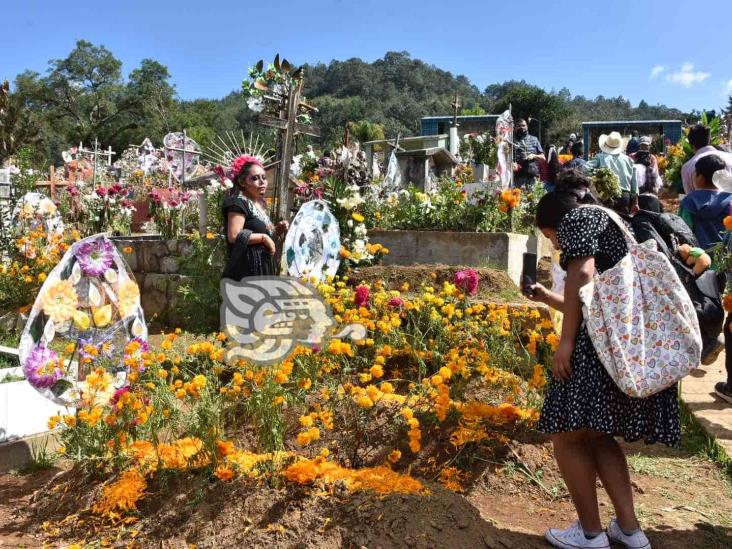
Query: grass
627 454 677 479
680 400 732 484
22 438 58 473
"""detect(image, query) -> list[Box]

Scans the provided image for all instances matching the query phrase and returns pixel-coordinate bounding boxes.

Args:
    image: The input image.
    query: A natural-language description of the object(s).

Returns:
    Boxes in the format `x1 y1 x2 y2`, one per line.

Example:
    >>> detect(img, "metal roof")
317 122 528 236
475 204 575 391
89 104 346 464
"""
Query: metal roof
421 115 499 120
581 120 682 126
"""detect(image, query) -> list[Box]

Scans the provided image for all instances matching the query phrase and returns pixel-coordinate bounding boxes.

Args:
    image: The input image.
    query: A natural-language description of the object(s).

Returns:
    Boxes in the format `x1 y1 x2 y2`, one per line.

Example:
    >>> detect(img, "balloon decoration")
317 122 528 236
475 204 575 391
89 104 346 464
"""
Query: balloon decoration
18 234 147 407
283 200 341 281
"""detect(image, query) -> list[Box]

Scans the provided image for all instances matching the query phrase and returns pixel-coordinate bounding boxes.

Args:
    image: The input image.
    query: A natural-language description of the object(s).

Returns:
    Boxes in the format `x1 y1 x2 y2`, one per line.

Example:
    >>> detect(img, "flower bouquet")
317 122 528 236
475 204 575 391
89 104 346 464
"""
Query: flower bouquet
148 188 195 239
18 234 147 407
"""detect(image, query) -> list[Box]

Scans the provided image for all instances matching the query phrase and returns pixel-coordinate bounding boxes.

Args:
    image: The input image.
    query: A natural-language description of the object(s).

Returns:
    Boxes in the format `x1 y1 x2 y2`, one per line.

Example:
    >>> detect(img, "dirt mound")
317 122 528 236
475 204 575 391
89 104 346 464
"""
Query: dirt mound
349 265 524 302
19 468 545 549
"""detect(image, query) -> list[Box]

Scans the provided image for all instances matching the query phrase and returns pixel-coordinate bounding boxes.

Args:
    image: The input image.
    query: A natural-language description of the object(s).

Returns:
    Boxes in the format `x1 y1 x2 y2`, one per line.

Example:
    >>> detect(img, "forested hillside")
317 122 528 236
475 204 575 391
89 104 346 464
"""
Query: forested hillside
1 43 704 164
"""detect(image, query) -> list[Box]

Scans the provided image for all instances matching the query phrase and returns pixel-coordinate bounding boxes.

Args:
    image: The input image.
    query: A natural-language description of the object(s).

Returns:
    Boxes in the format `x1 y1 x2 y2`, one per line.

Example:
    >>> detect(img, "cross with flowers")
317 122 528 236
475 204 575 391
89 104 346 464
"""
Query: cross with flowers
250 55 321 220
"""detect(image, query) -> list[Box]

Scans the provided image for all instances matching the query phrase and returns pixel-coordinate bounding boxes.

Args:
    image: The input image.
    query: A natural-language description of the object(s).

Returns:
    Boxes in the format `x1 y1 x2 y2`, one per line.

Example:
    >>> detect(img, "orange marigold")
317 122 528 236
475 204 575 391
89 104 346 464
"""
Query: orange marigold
92 470 147 516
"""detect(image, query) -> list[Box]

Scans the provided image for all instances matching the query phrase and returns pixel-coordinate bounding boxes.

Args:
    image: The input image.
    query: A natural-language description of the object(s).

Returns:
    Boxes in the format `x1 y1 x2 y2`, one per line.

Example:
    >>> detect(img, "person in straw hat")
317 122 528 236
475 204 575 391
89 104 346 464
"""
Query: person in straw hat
584 131 638 214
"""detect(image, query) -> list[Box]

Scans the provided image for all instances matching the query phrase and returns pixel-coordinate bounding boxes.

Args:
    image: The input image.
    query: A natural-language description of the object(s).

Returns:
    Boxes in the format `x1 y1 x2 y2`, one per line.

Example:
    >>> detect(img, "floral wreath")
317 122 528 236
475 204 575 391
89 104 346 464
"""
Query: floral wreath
214 155 264 185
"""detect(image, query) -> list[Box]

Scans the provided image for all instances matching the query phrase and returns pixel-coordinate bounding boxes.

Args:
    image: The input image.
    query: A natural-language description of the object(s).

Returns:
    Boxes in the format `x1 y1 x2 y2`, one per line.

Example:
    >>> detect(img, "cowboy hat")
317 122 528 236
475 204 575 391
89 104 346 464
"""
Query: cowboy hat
599 131 624 154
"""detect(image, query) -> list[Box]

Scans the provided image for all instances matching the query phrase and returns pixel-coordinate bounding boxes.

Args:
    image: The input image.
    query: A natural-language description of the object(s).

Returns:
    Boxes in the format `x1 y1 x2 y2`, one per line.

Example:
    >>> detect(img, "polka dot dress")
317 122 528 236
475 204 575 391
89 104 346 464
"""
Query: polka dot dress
537 207 681 447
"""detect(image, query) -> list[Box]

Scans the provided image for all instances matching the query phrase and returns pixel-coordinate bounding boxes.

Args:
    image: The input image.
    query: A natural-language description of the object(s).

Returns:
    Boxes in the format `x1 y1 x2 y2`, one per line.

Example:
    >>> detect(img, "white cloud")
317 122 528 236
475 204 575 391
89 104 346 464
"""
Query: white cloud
649 65 665 79
665 62 710 88
723 79 732 96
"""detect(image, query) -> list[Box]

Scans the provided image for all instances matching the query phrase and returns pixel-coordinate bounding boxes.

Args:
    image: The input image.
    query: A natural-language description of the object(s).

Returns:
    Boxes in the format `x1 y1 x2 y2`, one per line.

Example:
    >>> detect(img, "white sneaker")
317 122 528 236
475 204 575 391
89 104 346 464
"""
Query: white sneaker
607 518 651 548
545 521 610 548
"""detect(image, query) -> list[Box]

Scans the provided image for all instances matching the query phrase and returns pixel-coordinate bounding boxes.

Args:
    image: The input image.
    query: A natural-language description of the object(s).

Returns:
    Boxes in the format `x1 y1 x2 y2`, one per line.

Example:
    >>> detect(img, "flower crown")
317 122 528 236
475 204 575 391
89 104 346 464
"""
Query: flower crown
230 155 263 181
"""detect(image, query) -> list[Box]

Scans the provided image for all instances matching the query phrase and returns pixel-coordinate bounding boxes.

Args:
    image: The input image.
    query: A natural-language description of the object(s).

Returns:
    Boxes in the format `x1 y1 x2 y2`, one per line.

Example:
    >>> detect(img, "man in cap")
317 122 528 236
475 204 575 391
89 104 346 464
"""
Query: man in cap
584 131 638 214
626 130 641 156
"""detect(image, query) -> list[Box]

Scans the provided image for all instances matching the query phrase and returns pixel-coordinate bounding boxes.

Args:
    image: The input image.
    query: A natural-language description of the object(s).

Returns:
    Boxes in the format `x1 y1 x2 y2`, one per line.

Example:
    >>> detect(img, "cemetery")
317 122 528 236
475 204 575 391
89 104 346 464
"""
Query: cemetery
1 47 732 549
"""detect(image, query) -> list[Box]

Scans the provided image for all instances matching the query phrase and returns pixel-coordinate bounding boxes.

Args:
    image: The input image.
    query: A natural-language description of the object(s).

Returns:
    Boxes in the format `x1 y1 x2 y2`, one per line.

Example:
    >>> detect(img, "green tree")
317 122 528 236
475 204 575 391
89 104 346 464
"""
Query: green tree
484 80 570 144
348 120 385 144
0 80 43 163
114 59 177 147
30 40 131 144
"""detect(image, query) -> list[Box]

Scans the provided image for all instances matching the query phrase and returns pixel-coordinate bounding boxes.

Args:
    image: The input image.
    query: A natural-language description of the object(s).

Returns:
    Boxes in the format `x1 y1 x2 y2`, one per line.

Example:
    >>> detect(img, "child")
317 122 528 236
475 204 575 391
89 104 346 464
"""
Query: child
679 155 732 402
679 154 732 249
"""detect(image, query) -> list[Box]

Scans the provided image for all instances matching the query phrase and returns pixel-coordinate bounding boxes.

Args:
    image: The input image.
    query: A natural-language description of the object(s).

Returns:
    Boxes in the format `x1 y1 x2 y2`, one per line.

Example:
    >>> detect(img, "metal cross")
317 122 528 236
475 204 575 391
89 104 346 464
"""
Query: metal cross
451 93 461 128
165 129 199 187
78 139 116 186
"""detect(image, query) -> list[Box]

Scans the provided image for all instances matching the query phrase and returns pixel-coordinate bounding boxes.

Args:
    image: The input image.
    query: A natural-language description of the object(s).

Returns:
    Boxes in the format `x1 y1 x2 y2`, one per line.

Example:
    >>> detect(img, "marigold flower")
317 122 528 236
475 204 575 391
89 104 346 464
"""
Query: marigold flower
388 450 402 464
724 216 732 232
370 364 384 378
215 465 236 482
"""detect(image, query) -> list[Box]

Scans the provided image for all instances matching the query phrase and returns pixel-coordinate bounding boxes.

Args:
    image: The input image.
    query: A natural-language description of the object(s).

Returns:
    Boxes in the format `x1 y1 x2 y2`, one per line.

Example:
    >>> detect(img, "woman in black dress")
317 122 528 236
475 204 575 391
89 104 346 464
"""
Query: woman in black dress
526 188 677 549
222 156 288 280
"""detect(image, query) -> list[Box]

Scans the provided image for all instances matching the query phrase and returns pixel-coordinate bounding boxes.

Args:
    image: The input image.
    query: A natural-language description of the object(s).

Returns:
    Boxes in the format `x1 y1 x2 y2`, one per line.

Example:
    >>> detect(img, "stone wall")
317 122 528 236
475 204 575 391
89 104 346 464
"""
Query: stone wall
112 237 196 321
368 230 537 286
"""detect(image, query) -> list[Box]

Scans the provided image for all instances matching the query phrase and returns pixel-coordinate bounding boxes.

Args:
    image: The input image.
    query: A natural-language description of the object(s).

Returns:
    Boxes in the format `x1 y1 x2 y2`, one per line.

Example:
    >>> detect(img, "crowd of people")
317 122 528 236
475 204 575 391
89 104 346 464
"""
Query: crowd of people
215 122 732 549
518 121 732 548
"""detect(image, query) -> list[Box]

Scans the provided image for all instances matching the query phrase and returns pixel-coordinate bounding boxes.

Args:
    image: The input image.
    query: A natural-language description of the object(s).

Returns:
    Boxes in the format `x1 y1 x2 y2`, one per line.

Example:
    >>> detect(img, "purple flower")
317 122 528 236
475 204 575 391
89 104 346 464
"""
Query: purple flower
454 269 479 296
75 238 115 277
23 345 62 389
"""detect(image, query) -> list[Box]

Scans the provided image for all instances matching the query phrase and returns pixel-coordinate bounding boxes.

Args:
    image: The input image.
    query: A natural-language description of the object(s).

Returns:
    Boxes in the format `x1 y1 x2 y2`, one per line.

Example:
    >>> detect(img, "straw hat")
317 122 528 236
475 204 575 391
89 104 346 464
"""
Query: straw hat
599 131 624 154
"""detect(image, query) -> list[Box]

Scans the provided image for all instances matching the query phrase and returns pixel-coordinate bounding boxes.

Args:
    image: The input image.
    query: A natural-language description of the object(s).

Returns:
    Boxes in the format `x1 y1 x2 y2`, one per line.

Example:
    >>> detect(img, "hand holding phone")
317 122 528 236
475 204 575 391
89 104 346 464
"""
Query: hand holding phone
521 252 538 298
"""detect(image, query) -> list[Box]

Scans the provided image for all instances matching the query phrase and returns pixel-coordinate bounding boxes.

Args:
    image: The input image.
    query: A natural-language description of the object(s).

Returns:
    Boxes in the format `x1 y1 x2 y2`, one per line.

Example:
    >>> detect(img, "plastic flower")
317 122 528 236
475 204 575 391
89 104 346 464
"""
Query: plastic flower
454 269 479 296
75 238 115 277
23 345 63 389
72 310 90 331
92 304 113 328
118 280 141 318
42 279 79 323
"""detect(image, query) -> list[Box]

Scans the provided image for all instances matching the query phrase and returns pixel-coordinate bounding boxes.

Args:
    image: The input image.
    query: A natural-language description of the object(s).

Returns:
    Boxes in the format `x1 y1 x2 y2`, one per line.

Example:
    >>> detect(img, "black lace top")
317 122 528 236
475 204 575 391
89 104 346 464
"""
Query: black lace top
221 193 275 280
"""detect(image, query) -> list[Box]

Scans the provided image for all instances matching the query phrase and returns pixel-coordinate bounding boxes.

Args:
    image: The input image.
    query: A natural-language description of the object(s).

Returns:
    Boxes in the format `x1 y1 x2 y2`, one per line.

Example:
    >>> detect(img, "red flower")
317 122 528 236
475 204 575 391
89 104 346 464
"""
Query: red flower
387 297 404 309
95 186 108 197
110 386 130 406
354 285 370 307
454 269 479 296
313 187 324 199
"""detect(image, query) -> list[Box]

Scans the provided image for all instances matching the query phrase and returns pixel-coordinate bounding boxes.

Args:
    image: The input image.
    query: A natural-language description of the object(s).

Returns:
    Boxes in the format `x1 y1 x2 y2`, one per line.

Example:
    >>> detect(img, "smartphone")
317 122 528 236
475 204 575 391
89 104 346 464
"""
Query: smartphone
521 252 538 298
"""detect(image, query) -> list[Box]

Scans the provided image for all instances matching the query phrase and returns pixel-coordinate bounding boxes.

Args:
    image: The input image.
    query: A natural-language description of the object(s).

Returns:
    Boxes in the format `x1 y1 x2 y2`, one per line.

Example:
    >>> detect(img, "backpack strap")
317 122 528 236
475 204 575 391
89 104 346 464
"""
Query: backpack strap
579 205 637 246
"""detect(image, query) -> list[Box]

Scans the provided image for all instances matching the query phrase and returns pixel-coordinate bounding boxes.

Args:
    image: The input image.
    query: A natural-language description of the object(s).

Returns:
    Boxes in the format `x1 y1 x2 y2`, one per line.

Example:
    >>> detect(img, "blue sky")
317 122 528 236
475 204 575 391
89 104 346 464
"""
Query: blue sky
2 0 731 113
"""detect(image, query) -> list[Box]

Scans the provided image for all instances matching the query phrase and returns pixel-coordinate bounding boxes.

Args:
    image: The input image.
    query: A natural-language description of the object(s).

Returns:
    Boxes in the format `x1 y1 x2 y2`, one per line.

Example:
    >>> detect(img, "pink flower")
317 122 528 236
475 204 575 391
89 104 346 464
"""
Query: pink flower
230 155 263 181
313 187 324 199
354 285 370 307
387 297 404 309
95 186 108 198
66 185 79 197
454 269 479 296
110 386 130 405
213 165 227 182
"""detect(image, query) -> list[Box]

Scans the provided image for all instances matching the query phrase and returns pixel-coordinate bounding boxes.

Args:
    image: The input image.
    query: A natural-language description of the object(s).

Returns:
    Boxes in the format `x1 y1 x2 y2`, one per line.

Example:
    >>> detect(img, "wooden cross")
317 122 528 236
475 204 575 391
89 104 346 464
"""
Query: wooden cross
257 75 321 221
451 93 461 128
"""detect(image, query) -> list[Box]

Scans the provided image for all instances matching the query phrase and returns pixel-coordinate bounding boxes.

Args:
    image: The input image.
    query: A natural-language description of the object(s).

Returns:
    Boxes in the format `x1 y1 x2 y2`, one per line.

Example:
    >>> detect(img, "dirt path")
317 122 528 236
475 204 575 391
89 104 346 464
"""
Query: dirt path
0 467 62 548
682 351 732 457
2 432 731 548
